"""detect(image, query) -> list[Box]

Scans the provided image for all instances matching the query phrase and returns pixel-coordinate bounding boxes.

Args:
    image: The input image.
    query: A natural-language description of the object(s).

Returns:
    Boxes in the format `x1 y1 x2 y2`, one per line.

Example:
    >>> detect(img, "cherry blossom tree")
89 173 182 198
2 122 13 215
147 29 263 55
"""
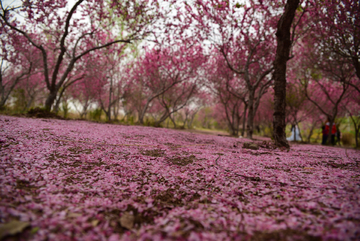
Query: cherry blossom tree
69 54 105 119
179 92 209 129
0 60 32 110
128 45 205 125
284 72 320 142
153 80 200 128
0 0 162 111
287 87 322 144
206 54 246 136
302 71 351 145
196 105 227 130
187 90 213 129
301 25 355 143
285 81 306 140
254 91 274 137
183 0 278 139
16 71 47 111
293 0 359 146
0 30 37 109
94 47 128 121
313 0 360 90
127 49 181 124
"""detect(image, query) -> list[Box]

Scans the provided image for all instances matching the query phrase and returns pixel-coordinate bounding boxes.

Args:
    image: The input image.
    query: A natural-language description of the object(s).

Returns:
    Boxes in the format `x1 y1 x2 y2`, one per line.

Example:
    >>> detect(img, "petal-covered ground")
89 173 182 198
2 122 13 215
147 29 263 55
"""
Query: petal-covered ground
0 116 359 241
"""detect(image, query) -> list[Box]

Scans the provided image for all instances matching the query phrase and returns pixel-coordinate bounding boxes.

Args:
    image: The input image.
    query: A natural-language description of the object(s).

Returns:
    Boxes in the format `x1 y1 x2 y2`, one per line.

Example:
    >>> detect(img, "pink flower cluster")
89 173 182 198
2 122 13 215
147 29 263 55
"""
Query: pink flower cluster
0 116 359 240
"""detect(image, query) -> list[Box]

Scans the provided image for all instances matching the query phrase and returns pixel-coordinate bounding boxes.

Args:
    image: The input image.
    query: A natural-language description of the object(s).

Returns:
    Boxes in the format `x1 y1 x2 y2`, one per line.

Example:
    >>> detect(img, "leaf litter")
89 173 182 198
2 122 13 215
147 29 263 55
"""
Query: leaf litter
0 116 359 240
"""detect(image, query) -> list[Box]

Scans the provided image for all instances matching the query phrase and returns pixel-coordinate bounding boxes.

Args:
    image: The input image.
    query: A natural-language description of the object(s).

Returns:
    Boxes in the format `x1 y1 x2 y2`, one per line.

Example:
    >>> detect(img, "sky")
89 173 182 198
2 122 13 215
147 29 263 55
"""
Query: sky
1 0 21 9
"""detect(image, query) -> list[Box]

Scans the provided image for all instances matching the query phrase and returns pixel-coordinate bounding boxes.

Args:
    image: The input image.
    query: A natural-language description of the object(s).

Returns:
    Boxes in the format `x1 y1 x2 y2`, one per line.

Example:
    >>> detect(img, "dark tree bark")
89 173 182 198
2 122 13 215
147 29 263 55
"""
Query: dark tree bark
272 0 299 148
241 101 248 137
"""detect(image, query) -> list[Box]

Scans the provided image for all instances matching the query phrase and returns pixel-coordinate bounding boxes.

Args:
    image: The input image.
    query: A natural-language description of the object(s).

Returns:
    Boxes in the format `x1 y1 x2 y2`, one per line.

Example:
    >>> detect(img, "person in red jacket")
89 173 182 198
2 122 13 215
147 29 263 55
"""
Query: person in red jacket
323 119 337 145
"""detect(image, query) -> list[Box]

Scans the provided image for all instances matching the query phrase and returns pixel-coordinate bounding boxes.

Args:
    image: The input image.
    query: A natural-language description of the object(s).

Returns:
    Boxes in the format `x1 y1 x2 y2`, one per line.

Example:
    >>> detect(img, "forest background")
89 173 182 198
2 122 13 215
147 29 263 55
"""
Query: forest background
0 0 359 148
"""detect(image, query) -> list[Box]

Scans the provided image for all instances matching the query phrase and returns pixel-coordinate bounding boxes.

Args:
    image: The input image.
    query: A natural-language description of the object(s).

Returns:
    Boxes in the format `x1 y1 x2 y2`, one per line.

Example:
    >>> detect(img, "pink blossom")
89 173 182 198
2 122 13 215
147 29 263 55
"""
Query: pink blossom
0 116 359 240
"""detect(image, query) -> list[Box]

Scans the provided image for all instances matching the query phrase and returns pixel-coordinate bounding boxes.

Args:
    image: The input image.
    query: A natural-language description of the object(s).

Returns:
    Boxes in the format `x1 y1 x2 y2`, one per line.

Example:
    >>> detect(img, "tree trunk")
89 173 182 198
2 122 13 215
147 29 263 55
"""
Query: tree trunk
246 91 254 139
306 121 318 143
107 76 113 122
44 91 58 111
154 110 171 127
241 103 247 137
25 96 35 111
298 124 303 142
82 100 90 119
356 125 359 148
181 112 189 129
187 109 199 129
272 0 299 148
138 101 151 125
169 113 177 128
348 113 359 148
53 87 67 113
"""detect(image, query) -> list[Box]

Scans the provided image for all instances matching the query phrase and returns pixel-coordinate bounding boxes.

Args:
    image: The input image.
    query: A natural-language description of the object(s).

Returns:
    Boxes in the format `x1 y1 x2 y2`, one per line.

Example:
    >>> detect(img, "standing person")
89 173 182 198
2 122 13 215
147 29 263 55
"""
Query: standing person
323 119 337 145
330 123 337 145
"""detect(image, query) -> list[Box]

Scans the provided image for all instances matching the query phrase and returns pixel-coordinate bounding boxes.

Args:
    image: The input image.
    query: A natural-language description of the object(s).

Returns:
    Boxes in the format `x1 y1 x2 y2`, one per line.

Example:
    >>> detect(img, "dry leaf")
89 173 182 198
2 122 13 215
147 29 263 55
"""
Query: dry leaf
0 220 30 239
68 213 82 218
91 220 99 227
120 212 134 230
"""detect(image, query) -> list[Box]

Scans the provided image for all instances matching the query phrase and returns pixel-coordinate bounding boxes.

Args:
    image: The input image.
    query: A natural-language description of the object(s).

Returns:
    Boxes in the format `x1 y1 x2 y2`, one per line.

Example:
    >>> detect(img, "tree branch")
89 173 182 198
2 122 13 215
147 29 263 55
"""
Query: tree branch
75 39 132 61
51 0 85 88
